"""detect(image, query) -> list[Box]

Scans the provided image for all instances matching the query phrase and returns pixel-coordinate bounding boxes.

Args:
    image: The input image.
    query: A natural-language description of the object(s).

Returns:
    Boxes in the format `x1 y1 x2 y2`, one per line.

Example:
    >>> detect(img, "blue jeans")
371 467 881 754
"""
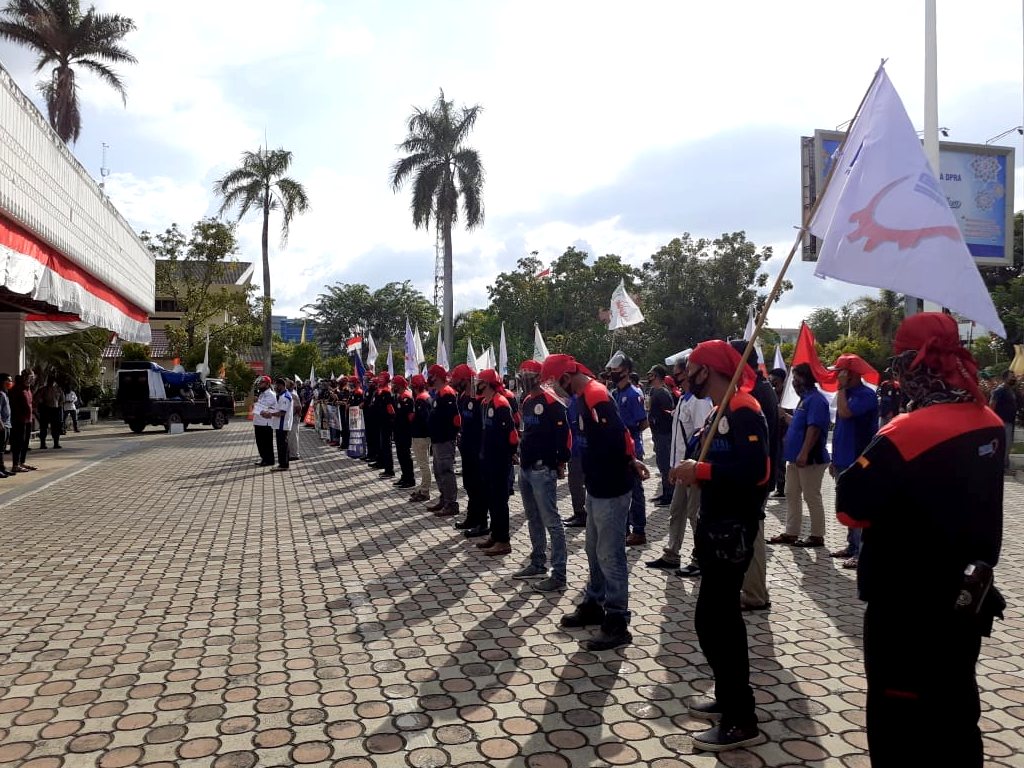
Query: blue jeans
519 465 567 581
583 491 631 622
628 473 646 534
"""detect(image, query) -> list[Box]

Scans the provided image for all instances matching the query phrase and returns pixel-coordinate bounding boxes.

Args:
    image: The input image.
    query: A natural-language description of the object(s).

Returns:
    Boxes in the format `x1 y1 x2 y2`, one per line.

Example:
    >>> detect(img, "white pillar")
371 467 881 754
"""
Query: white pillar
0 312 26 375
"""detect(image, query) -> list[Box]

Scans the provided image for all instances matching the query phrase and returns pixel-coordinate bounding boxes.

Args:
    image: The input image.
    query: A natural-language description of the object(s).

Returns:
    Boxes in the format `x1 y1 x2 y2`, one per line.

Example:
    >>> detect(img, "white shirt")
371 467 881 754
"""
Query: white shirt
64 390 78 410
272 391 294 431
252 389 279 427
669 393 714 465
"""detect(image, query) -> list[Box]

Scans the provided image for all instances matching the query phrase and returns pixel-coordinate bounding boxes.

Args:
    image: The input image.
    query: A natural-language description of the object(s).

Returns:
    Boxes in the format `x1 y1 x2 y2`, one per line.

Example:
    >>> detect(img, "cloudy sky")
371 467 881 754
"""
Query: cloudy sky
2 1 1022 330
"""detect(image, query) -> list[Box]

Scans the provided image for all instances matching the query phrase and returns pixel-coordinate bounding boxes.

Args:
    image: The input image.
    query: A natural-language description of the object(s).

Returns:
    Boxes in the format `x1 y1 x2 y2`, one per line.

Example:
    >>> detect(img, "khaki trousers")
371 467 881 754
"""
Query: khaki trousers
412 437 432 494
785 462 827 538
741 520 769 606
663 483 701 564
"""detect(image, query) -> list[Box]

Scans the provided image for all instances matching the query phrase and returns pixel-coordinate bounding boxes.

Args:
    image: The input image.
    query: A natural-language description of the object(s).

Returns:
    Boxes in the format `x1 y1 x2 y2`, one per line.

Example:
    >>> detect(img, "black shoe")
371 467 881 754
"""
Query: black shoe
559 602 605 629
463 526 490 539
256 461 274 467
687 696 723 721
425 501 445 512
564 516 586 528
654 497 671 507
645 557 680 570
39 445 48 449
692 723 765 752
583 616 632 652
453 518 474 530
675 564 701 578
379 471 395 478
740 601 771 613
771 490 785 498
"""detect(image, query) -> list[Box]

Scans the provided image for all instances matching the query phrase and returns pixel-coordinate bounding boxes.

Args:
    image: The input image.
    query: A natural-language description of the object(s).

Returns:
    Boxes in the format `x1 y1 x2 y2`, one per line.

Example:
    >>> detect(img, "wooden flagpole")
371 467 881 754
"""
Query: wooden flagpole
693 61 888 465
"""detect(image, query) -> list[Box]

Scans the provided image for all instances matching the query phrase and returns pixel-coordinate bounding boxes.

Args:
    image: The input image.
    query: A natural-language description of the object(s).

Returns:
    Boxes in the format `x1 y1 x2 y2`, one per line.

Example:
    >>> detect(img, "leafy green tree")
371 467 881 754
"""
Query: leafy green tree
215 148 310 374
271 341 321 381
820 334 886 371
970 335 1003 370
850 289 903 351
805 307 844 345
391 89 484 352
305 281 438 357
27 327 107 388
0 0 136 143
120 342 149 361
143 219 261 365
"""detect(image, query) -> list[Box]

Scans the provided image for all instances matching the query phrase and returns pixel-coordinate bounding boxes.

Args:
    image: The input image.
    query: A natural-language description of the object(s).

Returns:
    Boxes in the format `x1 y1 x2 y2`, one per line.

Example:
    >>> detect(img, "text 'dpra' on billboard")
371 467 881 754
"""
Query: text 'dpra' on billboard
801 130 1015 266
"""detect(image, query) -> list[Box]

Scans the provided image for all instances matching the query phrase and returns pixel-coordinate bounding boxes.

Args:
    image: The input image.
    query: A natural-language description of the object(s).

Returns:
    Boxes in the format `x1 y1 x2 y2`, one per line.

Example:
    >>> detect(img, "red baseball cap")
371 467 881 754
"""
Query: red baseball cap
392 375 407 388
410 374 427 388
377 371 391 384
477 369 501 387
518 359 543 374
540 354 593 382
257 375 272 385
428 364 448 380
450 364 475 382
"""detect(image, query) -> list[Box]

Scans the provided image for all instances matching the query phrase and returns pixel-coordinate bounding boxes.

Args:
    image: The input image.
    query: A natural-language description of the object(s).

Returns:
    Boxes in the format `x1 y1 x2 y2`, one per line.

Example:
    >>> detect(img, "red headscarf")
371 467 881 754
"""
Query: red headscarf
893 313 983 405
689 340 755 392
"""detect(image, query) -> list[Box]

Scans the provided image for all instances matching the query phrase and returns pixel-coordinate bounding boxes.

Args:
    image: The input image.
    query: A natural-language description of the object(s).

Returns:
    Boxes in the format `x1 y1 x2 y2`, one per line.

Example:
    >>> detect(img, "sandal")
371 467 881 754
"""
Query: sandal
767 533 799 545
842 557 859 569
794 536 825 547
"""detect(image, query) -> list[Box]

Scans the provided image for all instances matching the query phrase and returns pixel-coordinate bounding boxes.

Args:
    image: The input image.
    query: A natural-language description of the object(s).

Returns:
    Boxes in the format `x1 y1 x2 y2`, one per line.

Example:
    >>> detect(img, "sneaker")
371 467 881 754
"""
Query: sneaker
646 557 680 570
512 564 548 580
270 466 289 472
675 564 702 578
582 617 632 652
534 577 566 593
463 526 490 539
559 603 605 629
564 516 586 528
425 501 445 512
625 533 647 547
687 696 723 721
433 507 458 518
482 541 511 556
453 518 475 530
830 548 853 558
692 723 765 752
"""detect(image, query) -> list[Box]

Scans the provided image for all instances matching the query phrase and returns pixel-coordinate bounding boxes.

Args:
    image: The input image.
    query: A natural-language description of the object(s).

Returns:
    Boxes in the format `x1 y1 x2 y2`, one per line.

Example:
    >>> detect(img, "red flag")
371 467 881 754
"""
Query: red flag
791 323 880 393
535 268 552 279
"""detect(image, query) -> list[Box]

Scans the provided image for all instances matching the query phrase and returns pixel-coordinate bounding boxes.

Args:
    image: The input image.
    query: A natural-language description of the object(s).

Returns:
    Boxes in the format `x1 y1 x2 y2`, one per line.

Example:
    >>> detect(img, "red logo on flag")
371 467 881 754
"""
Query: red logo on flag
847 176 961 252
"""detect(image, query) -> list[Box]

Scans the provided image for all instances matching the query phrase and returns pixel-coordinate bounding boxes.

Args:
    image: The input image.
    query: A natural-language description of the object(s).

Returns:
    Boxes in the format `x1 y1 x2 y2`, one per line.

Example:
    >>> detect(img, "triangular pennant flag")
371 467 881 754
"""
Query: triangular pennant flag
366 333 378 368
772 345 786 374
414 323 425 368
498 323 508 377
467 338 478 372
607 279 645 330
386 345 394 377
435 329 449 370
404 319 417 378
809 68 1005 336
533 323 549 362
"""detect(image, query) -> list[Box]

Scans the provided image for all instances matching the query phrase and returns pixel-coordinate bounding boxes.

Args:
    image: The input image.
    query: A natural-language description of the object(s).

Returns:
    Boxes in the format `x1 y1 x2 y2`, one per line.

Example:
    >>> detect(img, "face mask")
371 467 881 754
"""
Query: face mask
688 368 709 399
609 371 625 384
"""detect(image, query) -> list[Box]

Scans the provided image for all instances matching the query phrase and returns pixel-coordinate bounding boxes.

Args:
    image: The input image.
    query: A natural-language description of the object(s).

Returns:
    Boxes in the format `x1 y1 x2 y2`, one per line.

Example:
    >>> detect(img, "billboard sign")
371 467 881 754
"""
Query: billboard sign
802 129 1014 266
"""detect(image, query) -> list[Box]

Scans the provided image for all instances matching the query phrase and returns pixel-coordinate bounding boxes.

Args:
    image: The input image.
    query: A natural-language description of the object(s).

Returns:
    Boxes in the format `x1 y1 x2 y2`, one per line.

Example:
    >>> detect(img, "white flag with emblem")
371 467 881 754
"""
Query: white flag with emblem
810 69 1005 337
498 323 509 377
366 332 379 368
404 318 417 377
607 279 645 330
533 323 549 362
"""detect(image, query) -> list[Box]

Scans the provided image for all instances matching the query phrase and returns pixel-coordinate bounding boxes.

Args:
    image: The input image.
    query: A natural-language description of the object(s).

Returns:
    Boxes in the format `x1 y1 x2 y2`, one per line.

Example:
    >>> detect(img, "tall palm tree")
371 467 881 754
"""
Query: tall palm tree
214 148 310 373
0 0 136 144
391 89 484 352
853 289 904 348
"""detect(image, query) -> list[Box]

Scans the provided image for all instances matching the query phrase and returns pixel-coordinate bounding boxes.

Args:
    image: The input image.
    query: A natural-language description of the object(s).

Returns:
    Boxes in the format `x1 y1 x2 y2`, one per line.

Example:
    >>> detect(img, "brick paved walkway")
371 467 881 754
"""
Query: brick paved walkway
1 423 1022 767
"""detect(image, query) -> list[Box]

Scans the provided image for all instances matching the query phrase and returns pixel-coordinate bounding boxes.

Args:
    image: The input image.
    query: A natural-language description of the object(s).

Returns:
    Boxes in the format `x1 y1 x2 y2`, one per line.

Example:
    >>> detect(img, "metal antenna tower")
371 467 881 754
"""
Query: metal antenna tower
99 142 110 190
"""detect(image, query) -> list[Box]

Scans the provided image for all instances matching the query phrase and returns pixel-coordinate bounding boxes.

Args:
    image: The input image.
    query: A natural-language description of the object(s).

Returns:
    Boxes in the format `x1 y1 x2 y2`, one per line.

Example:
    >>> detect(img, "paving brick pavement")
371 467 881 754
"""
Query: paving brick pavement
1 422 1022 767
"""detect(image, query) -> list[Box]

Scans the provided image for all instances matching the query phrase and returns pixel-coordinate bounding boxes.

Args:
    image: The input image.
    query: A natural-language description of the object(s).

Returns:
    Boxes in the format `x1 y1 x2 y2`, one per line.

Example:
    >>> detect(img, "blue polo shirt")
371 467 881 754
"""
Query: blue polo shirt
832 384 878 469
783 389 830 464
615 383 646 459
568 395 587 457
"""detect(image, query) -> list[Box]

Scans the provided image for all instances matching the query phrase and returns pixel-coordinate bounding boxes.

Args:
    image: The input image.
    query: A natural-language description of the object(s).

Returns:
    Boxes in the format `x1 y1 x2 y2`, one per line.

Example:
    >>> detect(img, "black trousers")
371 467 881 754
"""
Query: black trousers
275 429 290 469
864 602 983 768
10 423 30 467
254 425 275 464
340 406 350 448
0 424 7 471
460 450 488 527
378 424 394 473
394 430 413 481
365 411 379 460
484 462 512 543
694 521 757 730
40 406 61 446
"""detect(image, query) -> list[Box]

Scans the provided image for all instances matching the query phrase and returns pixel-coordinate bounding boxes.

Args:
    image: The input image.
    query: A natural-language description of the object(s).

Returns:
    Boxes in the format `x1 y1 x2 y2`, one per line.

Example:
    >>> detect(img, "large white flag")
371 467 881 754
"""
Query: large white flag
413 324 425 368
498 323 508 377
386 345 394 377
608 279 645 330
772 345 786 374
467 337 478 372
533 323 549 362
435 332 449 370
366 332 379 368
404 318 417 377
810 69 1005 337
741 307 765 364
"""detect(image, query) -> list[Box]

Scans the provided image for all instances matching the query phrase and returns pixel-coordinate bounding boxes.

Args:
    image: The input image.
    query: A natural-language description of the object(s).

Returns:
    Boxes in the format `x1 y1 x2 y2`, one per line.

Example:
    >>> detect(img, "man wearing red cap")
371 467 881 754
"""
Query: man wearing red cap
836 313 1004 768
392 376 415 488
426 364 460 516
252 375 278 467
828 353 878 570
542 354 649 652
409 374 432 502
362 374 379 464
372 372 397 478
670 339 769 751
451 364 488 537
474 369 518 556
513 359 571 591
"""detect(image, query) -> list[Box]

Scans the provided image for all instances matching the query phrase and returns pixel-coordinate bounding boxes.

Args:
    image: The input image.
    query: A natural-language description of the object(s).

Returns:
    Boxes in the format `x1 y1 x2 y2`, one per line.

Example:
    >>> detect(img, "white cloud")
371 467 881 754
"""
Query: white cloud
101 172 210 235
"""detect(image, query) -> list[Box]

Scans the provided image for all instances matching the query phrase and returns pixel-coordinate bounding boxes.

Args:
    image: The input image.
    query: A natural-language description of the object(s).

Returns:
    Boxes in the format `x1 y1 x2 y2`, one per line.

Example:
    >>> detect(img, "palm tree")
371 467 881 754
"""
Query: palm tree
214 148 310 373
853 289 905 348
0 0 136 144
391 89 484 353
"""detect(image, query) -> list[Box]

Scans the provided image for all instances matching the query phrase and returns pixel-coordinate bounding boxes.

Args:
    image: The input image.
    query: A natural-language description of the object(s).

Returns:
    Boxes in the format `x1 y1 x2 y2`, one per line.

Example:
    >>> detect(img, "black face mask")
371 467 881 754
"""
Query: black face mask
476 385 486 396
688 368 709 399
609 370 625 384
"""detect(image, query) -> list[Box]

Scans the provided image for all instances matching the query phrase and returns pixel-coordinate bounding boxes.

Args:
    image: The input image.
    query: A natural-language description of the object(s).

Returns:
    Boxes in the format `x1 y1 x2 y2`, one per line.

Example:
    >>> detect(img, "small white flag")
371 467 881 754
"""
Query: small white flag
413 323 425 368
467 337 478 372
309 363 316 384
386 344 394 377
741 307 765 364
366 332 379 368
498 322 509 377
436 331 449 370
404 318 417 377
607 279 645 330
772 345 786 374
810 68 1005 337
533 323 549 362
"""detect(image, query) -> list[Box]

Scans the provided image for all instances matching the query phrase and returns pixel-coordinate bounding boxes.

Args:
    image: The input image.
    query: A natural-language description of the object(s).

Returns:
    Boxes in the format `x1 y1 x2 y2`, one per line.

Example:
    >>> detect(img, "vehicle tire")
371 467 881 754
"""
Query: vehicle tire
165 413 183 433
212 411 226 429
129 421 146 434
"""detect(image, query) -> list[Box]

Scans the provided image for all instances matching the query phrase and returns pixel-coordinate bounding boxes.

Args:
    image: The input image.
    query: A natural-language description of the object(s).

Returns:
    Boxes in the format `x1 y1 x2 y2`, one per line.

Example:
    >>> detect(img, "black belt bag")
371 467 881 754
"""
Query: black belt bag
697 519 756 565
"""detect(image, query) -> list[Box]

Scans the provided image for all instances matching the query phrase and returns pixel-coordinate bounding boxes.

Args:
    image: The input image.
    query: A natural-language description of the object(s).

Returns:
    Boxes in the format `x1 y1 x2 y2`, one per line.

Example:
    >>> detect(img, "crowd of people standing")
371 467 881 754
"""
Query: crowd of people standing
0 368 83 479
255 313 1004 762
